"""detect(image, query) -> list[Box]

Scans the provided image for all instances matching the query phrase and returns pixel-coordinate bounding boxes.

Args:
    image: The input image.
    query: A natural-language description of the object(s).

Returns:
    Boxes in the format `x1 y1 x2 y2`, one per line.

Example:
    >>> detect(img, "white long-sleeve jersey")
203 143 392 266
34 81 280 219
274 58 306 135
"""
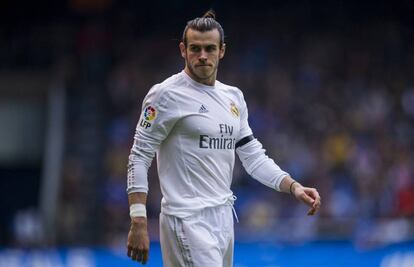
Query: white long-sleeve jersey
127 71 289 218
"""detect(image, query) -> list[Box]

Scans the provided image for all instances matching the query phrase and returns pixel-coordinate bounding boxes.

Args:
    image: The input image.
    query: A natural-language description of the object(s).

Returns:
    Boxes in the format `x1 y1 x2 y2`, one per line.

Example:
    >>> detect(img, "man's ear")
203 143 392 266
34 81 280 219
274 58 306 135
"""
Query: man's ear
179 42 186 59
219 43 226 59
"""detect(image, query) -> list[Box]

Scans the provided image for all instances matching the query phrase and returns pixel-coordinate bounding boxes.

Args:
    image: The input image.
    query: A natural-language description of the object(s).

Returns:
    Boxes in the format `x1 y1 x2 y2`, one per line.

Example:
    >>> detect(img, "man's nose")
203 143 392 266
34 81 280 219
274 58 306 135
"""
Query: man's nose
199 50 208 61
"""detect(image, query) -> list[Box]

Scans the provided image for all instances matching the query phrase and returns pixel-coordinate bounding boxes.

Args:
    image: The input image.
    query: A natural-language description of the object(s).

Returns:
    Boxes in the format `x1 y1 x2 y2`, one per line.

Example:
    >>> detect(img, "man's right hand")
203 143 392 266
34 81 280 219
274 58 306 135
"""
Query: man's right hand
127 217 150 264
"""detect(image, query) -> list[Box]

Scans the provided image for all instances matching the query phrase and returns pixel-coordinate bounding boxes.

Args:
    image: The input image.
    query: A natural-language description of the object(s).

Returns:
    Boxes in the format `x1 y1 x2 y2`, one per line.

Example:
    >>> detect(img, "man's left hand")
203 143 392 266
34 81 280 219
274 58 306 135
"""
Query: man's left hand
292 184 321 216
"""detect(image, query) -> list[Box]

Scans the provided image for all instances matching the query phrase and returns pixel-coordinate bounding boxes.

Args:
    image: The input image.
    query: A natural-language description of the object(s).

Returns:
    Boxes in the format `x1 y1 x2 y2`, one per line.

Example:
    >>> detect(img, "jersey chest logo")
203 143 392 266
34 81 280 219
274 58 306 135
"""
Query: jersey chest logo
230 102 239 117
198 104 209 113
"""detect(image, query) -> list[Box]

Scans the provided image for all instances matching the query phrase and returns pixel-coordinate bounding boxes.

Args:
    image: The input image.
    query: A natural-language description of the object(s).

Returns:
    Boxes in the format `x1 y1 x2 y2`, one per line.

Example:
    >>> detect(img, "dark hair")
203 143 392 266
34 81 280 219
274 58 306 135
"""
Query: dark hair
182 10 225 48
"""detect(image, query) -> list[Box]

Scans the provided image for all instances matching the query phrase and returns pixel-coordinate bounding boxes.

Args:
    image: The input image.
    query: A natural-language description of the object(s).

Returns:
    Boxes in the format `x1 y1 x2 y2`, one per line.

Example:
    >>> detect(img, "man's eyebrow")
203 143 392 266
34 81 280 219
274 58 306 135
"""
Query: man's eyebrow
188 43 217 47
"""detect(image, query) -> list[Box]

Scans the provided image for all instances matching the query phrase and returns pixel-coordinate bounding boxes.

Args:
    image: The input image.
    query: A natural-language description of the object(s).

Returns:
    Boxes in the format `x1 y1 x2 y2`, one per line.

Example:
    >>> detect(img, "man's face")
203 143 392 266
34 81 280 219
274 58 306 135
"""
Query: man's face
180 28 225 84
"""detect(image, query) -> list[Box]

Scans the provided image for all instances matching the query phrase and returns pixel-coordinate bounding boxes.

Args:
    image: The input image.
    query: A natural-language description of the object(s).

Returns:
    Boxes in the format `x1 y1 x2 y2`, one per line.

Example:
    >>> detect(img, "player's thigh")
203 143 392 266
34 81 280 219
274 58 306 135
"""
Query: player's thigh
182 218 223 266
222 206 234 267
160 212 223 267
160 213 187 267
222 233 234 267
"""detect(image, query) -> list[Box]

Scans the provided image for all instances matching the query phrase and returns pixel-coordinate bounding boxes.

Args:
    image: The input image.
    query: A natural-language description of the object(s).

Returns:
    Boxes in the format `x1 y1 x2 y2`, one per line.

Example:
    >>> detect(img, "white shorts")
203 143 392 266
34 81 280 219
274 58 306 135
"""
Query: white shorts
160 205 234 267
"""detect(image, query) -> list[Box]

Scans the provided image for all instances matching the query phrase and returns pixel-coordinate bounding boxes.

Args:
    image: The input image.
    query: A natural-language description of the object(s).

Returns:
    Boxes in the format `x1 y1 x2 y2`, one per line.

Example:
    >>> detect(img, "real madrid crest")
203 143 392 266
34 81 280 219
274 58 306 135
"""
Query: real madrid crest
230 102 239 117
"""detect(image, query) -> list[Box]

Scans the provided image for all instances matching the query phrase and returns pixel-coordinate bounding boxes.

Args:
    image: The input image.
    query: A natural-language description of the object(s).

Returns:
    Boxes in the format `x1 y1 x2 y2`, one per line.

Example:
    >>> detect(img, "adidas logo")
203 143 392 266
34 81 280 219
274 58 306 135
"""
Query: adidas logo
199 104 209 113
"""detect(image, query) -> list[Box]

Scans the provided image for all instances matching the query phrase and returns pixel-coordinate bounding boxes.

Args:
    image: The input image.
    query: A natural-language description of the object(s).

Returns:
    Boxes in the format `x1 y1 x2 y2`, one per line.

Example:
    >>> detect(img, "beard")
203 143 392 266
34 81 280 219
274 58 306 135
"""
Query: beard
186 56 219 82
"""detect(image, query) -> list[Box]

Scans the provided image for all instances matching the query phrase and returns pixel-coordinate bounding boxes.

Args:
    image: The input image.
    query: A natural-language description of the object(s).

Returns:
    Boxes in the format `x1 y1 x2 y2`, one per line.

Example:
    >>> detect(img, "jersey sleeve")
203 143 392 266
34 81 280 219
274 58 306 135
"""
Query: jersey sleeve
127 85 179 193
237 90 253 142
235 89 289 191
236 138 289 191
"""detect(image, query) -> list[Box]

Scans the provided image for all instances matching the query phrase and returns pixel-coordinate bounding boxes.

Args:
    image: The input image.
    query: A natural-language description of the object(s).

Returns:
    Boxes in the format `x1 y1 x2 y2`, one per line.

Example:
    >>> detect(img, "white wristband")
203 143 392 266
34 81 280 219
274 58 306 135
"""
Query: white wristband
129 203 147 218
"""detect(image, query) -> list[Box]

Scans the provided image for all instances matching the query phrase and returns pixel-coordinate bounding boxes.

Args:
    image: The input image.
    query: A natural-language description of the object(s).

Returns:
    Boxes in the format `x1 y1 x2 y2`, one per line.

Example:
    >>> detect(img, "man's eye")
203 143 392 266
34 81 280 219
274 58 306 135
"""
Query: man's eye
190 46 200 52
205 46 217 52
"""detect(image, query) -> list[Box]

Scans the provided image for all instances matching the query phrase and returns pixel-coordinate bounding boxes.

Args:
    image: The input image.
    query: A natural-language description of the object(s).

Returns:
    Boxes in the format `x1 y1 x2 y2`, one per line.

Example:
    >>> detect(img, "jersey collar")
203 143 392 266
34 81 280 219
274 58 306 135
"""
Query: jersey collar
181 70 216 90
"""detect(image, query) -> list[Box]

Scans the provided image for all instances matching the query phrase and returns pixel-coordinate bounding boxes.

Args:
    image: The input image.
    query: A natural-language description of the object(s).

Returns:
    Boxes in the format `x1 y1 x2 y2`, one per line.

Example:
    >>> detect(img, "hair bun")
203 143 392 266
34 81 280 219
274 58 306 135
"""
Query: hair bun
202 9 216 19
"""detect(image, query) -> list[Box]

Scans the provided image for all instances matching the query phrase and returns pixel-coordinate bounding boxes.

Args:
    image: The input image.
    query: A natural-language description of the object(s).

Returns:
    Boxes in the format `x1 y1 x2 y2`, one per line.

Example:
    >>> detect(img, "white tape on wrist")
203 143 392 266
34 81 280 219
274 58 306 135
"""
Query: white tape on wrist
129 203 147 218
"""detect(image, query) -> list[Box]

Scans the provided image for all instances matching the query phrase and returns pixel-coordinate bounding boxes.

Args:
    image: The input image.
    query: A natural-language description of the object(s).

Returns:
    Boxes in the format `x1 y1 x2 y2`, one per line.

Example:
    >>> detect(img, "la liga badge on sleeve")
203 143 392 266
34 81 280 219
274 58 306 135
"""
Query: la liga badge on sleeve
139 105 157 129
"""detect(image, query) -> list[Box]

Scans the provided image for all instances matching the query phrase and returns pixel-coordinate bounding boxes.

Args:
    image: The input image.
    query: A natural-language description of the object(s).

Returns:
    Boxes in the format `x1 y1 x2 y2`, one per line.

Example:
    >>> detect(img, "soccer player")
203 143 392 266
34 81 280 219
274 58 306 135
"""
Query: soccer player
126 10 321 266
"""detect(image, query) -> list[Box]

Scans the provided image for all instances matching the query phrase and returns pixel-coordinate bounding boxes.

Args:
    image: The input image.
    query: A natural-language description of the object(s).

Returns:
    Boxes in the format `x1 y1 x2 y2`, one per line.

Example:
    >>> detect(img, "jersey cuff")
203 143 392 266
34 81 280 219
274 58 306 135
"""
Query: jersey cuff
235 134 254 148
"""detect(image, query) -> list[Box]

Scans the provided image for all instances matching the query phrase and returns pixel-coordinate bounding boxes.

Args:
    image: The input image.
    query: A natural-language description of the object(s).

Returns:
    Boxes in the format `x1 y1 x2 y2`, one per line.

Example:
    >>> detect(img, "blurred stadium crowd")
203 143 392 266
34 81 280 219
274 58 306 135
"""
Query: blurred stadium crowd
1 0 414 249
